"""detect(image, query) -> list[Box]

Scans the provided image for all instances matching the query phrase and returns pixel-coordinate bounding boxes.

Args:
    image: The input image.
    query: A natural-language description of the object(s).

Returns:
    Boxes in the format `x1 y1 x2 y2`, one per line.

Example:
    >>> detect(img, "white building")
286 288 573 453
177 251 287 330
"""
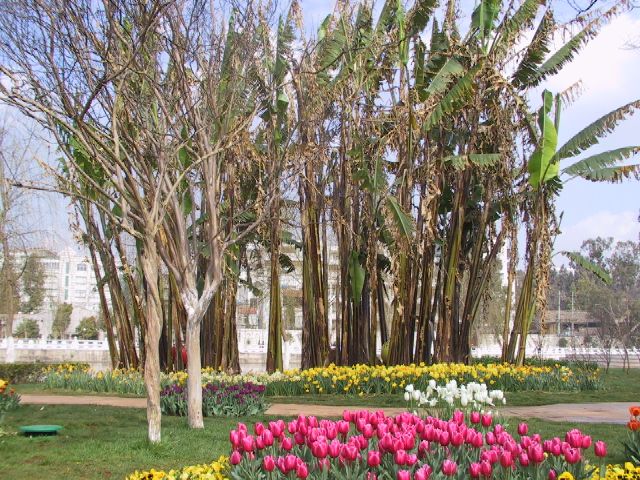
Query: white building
11 247 106 339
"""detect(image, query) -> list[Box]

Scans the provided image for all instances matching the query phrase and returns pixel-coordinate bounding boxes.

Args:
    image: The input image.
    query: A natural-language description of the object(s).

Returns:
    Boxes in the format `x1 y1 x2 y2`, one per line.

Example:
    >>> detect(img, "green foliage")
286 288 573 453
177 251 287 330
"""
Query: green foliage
51 303 73 339
528 90 559 188
20 254 46 313
160 383 267 417
13 318 40 338
348 251 365 303
0 362 88 383
74 316 101 340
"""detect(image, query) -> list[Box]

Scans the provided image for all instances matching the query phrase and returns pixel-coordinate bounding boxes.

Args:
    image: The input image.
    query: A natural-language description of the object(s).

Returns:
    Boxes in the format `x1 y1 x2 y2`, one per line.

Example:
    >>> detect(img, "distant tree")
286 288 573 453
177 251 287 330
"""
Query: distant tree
74 316 100 340
20 254 46 313
13 318 40 338
574 237 640 371
474 259 507 346
51 303 73 339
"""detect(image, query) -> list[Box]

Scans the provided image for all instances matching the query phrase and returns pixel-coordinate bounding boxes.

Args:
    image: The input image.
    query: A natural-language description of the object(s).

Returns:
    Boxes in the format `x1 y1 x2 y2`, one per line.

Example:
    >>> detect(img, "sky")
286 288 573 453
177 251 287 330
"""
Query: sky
3 0 639 262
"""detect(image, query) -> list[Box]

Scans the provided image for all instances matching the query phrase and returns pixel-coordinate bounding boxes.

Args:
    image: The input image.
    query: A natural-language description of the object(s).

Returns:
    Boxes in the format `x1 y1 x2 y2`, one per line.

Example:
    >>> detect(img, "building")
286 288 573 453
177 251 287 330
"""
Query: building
9 247 107 339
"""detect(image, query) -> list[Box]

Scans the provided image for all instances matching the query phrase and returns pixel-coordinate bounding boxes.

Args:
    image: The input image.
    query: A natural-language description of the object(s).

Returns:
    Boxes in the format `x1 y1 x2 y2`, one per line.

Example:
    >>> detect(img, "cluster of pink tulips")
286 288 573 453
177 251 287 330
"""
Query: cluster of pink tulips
227 410 607 479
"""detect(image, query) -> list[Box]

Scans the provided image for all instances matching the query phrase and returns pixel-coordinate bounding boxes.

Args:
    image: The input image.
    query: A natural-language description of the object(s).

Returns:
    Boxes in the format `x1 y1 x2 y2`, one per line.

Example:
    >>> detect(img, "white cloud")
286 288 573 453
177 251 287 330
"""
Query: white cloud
554 210 639 258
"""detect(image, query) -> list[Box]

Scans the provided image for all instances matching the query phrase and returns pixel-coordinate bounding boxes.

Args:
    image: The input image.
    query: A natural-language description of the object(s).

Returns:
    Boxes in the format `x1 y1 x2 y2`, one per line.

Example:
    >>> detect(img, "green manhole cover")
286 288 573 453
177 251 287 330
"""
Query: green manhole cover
19 425 63 436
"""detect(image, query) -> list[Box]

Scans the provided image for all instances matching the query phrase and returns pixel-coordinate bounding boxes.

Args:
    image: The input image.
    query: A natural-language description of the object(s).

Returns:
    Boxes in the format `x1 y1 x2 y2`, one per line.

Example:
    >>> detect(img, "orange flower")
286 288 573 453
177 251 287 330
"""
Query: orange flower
630 406 640 417
629 419 640 431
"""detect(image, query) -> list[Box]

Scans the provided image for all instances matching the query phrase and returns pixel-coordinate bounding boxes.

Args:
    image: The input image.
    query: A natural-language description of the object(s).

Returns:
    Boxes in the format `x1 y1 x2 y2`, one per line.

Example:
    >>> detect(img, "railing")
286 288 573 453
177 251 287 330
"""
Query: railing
2 333 638 367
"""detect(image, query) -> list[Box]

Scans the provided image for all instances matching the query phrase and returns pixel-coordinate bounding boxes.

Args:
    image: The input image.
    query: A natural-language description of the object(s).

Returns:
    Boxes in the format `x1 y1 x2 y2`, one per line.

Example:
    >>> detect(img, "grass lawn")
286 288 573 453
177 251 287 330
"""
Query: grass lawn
0 404 629 479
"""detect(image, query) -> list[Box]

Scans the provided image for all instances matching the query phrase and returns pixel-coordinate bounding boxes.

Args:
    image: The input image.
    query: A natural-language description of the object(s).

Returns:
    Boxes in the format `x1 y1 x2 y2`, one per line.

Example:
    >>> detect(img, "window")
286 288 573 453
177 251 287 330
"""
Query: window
77 263 88 272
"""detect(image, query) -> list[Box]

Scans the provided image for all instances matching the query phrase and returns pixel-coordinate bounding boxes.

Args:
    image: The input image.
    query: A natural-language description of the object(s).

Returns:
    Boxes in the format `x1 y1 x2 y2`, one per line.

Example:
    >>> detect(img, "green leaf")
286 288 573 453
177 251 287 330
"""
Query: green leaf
317 14 332 41
444 153 501 170
471 0 501 42
563 147 640 179
554 100 640 161
182 190 193 216
421 58 464 100
279 254 295 274
406 0 438 37
563 251 612 285
491 0 542 56
423 65 480 131
348 251 365 303
385 197 414 240
512 10 554 88
528 92 559 188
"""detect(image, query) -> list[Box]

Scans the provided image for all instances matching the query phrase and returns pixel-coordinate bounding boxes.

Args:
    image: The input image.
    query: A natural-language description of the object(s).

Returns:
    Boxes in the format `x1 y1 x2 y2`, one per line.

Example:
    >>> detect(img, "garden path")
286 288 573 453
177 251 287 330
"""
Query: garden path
20 394 631 424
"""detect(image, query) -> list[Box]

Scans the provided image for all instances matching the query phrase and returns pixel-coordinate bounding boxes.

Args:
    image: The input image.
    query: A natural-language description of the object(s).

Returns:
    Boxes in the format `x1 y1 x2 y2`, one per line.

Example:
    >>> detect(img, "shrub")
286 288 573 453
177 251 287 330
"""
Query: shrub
0 362 89 383
161 382 267 417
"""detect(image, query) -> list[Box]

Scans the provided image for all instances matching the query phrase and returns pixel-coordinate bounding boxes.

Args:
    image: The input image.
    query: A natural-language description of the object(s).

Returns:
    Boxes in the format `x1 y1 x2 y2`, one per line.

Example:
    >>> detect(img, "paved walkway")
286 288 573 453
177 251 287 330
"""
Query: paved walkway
21 394 631 424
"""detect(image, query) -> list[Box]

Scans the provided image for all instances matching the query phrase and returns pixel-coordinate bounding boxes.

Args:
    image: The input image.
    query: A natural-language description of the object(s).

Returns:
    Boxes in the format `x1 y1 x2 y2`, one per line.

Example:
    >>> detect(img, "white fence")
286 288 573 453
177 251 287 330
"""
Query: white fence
2 332 639 369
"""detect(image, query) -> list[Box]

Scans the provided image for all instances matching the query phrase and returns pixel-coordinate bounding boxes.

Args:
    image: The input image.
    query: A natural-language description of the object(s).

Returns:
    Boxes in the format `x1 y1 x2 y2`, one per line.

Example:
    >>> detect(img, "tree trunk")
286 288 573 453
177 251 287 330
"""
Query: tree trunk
186 315 204 428
139 236 163 443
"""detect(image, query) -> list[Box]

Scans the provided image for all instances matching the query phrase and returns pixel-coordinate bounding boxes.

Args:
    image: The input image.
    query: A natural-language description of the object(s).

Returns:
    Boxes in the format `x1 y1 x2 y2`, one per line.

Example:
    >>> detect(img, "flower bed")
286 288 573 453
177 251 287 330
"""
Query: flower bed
126 456 229 480
262 362 600 396
590 463 640 479
0 378 21 418
161 382 267 417
226 409 607 479
39 362 601 398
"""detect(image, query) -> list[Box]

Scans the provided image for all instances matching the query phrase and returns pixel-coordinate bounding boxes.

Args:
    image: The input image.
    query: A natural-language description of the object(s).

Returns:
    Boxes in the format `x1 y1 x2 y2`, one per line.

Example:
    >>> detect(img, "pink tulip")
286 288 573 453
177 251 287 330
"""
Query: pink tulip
287 420 298 434
453 410 464 425
366 473 378 480
519 452 530 467
415 466 432 480
328 440 341 458
549 469 557 480
439 431 450 447
230 450 242 465
296 462 309 479
394 449 407 466
480 460 492 477
451 432 464 447
406 453 418 466
284 454 297 472
337 420 350 435
397 470 411 480
230 430 241 449
470 411 481 424
242 435 255 453
263 455 275 472
255 436 265 450
500 451 514 468
442 459 458 476
282 437 293 451
481 413 493 427
564 447 581 464
469 462 482 478
594 440 607 458
518 423 528 436
237 423 248 433
581 435 592 449
312 441 328 459
367 450 381 467
528 444 545 463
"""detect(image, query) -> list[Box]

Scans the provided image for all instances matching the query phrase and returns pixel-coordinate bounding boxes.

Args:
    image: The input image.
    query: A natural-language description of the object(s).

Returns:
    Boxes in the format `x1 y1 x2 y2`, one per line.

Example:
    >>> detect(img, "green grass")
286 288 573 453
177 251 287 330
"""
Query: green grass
0 405 254 479
14 383 144 397
0 405 629 479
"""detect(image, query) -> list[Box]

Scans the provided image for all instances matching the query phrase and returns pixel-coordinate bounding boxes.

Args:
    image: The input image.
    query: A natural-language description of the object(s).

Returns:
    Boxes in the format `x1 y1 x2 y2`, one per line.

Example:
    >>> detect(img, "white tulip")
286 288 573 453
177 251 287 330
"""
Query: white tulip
404 392 410 402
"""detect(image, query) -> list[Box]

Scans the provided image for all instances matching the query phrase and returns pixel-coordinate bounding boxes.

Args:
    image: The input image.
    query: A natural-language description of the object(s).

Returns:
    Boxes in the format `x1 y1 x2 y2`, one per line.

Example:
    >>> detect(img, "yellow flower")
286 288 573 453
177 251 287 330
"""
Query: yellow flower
558 473 575 480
